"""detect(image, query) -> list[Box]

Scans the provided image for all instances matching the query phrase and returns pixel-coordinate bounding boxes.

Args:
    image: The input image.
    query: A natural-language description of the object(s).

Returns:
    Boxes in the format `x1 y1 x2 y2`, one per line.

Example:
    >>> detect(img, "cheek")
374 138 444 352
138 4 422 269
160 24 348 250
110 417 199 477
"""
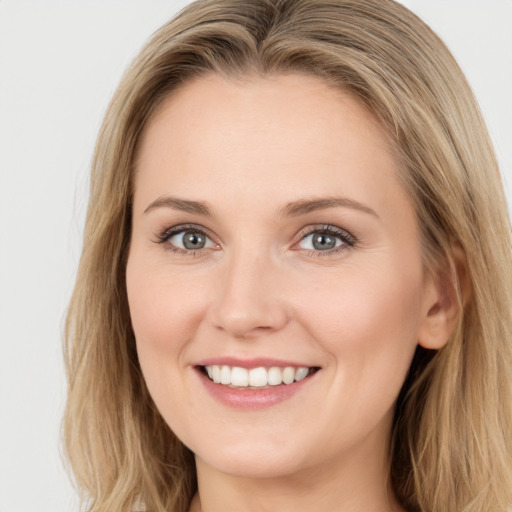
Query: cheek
293 261 424 398
289 264 424 443
127 258 206 350
126 256 215 442
296 263 423 342
125 252 210 410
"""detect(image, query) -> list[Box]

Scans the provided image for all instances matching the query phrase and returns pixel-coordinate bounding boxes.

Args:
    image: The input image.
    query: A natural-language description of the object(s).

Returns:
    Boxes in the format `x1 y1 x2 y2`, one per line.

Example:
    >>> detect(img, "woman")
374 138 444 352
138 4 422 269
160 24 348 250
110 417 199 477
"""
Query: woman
63 1 512 511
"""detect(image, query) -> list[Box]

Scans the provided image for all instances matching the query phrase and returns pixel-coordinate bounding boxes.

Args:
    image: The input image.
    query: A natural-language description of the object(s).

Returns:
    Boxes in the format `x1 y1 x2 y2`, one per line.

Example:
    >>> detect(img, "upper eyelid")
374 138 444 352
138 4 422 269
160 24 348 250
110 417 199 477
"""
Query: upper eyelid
158 223 217 242
295 224 356 242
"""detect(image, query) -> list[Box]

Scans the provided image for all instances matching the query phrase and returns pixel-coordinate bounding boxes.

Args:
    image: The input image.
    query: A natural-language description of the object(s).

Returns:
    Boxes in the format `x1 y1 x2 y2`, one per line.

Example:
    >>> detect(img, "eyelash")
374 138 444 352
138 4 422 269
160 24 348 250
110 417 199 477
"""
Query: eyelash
154 223 357 257
296 224 356 257
155 224 217 256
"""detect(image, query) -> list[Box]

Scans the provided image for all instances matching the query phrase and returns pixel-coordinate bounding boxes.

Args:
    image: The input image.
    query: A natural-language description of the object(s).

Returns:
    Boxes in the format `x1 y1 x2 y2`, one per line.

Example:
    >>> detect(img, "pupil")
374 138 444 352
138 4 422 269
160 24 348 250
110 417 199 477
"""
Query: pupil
313 233 335 250
183 232 205 249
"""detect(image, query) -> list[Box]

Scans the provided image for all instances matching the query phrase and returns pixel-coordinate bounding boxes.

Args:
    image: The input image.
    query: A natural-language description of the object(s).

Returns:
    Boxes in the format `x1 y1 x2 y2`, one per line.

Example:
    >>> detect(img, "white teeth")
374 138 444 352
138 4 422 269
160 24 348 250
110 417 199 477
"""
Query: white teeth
249 367 268 387
204 365 313 388
282 366 295 385
231 367 249 387
267 367 283 386
220 365 231 385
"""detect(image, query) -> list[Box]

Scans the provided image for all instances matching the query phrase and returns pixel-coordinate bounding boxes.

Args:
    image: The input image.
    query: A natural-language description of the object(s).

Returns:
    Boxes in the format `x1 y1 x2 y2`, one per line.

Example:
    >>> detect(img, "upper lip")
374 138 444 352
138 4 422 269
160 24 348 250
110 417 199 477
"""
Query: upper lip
194 357 319 369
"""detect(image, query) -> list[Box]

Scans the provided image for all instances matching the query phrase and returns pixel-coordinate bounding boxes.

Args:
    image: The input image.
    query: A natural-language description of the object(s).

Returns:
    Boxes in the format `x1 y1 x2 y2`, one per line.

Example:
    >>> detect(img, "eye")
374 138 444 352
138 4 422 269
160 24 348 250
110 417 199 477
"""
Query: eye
156 225 218 254
295 225 356 254
170 230 213 250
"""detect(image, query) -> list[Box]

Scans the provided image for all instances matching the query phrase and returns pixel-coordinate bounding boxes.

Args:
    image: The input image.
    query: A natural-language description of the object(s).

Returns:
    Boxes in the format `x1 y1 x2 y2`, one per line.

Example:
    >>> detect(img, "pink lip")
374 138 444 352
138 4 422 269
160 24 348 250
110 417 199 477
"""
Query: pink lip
194 357 314 369
193 362 319 410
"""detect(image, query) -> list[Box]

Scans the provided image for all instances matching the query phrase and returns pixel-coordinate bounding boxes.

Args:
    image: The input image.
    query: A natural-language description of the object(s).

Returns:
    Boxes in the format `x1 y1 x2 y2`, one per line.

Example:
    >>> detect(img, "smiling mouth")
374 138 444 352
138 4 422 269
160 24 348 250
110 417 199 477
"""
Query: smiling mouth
199 365 320 389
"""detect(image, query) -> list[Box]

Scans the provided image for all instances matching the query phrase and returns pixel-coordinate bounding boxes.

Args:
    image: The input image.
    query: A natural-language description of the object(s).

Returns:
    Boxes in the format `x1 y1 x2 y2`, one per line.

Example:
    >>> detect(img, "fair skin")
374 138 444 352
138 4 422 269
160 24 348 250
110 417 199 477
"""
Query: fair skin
126 73 452 512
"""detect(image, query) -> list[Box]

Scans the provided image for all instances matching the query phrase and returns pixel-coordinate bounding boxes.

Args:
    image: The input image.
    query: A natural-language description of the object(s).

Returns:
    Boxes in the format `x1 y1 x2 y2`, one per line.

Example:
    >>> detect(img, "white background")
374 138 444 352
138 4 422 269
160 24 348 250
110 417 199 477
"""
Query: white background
0 1 510 511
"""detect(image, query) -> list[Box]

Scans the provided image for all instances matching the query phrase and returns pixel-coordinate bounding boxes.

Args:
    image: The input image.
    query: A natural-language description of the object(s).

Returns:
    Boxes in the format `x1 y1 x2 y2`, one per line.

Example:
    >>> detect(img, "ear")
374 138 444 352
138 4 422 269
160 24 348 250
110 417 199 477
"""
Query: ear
418 244 469 350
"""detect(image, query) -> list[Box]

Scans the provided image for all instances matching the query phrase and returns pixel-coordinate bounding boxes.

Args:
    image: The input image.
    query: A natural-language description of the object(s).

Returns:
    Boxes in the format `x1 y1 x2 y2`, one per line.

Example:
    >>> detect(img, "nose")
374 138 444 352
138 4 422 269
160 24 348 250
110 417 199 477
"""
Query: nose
208 249 290 339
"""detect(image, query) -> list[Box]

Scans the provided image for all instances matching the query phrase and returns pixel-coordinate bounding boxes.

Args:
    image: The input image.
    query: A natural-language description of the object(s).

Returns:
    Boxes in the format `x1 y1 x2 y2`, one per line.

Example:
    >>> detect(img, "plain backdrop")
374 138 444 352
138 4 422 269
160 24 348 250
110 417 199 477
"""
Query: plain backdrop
0 1 511 511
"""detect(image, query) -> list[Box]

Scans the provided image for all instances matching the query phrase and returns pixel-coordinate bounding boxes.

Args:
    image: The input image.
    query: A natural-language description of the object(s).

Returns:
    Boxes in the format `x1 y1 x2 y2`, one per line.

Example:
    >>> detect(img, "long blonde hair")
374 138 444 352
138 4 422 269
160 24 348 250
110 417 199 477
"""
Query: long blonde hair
63 1 512 510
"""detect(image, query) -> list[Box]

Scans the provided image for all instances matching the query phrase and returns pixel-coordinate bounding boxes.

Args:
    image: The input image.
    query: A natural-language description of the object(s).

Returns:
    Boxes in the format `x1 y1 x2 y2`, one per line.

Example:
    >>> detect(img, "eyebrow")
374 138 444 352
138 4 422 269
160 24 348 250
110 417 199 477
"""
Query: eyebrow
279 196 378 218
143 194 378 218
144 196 213 216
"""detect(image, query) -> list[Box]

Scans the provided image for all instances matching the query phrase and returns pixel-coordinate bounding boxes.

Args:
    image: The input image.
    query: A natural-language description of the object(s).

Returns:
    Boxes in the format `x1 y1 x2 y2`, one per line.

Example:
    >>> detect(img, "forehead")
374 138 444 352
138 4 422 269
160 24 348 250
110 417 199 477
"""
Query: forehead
133 73 410 222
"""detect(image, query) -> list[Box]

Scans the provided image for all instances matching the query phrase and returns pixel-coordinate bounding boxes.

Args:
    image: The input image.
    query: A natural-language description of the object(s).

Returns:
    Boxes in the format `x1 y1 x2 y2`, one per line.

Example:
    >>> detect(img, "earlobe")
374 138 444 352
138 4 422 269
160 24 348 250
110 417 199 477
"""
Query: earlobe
418 244 468 350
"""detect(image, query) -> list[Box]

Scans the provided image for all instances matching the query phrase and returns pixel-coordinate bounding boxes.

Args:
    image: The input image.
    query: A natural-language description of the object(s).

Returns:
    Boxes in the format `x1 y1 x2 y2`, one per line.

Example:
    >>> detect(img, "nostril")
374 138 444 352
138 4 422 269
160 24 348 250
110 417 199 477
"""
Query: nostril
213 318 283 339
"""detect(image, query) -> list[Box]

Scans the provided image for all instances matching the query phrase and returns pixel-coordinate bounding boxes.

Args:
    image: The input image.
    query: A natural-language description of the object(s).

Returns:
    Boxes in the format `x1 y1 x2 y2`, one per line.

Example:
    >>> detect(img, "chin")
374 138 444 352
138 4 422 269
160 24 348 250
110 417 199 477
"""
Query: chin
193 438 312 479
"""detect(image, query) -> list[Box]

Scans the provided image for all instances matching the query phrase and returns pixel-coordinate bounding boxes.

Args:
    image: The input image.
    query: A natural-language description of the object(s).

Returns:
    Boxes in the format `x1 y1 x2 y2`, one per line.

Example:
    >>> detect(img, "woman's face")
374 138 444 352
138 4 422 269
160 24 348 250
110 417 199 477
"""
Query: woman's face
127 73 439 480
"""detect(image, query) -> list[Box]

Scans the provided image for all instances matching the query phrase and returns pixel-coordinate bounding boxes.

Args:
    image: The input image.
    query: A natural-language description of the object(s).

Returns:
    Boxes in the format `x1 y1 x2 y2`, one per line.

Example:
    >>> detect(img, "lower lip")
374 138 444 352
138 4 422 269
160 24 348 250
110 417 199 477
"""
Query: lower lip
196 369 316 410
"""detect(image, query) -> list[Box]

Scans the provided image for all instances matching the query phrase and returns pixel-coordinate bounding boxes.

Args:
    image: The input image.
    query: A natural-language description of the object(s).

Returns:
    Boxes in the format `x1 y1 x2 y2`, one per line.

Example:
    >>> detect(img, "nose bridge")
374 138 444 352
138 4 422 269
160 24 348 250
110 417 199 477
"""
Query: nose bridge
210 244 288 338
